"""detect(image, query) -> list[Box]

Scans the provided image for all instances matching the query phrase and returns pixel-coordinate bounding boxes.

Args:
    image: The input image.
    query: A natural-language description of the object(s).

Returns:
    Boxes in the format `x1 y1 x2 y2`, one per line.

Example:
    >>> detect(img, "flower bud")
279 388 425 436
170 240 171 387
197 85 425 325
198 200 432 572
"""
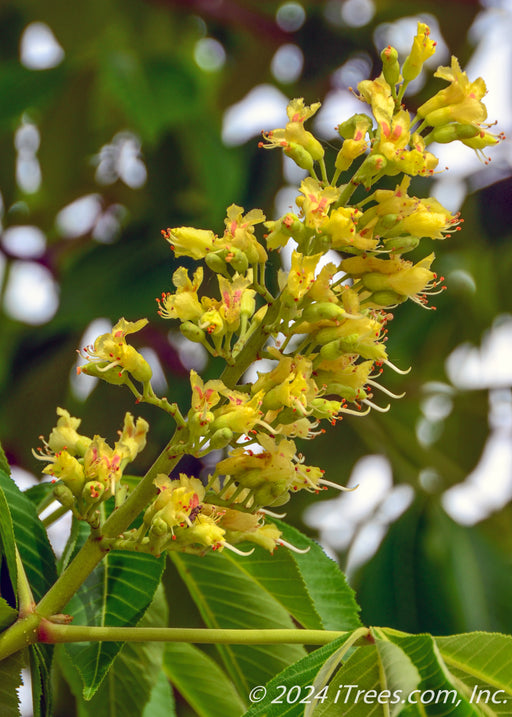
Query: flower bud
319 339 343 361
53 483 76 510
78 362 130 386
301 302 346 323
369 290 406 307
382 236 420 253
180 321 206 344
284 142 315 172
209 427 234 450
361 272 391 292
381 45 401 87
226 248 249 274
356 154 387 187
429 123 480 144
205 252 229 274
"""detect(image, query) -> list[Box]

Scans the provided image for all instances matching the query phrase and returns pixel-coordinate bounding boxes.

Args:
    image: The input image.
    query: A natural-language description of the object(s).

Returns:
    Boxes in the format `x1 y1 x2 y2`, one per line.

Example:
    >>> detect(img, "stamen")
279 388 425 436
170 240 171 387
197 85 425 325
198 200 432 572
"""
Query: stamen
363 399 391 413
259 508 287 518
318 478 358 492
367 379 405 399
277 539 310 554
222 542 255 556
384 359 411 375
96 360 122 372
339 404 371 417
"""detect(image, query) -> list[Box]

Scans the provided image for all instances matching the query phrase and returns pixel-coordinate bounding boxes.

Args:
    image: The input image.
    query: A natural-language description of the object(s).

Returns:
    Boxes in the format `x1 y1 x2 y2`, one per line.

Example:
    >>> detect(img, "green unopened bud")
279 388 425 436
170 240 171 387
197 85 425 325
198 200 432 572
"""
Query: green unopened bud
150 517 169 538
53 483 76 510
429 123 480 144
301 302 346 323
378 213 400 231
370 290 407 307
180 321 206 344
383 236 420 253
381 45 401 87
205 252 229 274
356 154 387 188
209 427 234 450
78 362 129 386
323 384 368 402
319 339 343 361
253 482 290 508
337 114 372 140
337 334 360 353
361 272 391 292
224 247 249 273
284 142 315 172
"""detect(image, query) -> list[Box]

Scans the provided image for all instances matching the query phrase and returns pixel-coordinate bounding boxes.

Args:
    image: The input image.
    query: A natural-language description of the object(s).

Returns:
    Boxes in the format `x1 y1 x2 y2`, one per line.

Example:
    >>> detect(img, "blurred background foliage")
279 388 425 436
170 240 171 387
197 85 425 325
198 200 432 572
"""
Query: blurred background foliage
1 0 512 651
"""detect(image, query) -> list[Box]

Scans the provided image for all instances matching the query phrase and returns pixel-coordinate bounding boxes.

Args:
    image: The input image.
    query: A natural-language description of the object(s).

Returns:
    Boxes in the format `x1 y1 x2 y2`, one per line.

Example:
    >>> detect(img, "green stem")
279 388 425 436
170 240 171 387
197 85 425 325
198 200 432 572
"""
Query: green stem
221 295 283 388
41 623 350 645
42 504 69 528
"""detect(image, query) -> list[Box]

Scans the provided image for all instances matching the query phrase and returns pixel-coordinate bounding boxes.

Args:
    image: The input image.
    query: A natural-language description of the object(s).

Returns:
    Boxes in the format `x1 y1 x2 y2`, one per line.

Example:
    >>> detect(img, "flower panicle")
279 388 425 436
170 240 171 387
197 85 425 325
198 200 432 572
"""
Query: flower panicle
55 23 498 558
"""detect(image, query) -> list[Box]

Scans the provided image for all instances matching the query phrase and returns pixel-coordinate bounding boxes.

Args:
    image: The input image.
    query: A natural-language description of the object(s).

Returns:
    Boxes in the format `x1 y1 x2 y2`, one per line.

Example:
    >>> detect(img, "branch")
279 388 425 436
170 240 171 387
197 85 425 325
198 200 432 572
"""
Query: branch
40 623 355 646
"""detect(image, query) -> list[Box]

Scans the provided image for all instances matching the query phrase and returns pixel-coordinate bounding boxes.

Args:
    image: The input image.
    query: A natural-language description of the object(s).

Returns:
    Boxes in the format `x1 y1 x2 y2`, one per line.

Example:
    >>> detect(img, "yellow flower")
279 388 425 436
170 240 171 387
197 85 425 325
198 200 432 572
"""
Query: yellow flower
335 114 372 172
359 177 459 240
223 204 267 264
320 206 377 252
210 389 264 434
217 273 255 331
47 407 92 456
149 473 205 530
287 250 323 303
157 266 204 321
296 177 340 231
402 22 437 82
162 226 217 260
418 56 488 127
78 317 152 383
357 74 394 128
260 98 324 162
114 413 149 465
42 450 85 498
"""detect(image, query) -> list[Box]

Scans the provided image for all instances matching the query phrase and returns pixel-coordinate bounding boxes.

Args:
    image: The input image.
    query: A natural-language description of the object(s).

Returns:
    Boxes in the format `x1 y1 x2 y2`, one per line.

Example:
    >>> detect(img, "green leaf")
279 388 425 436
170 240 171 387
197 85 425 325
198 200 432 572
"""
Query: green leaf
65 584 169 716
0 470 17 605
171 551 307 696
277 520 361 630
0 648 24 717
64 550 165 699
222 521 360 634
163 642 246 717
373 638 421 717
0 596 18 630
243 632 358 717
142 669 176 717
0 440 9 475
0 469 57 603
29 643 53 717
380 628 481 715
437 632 512 710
